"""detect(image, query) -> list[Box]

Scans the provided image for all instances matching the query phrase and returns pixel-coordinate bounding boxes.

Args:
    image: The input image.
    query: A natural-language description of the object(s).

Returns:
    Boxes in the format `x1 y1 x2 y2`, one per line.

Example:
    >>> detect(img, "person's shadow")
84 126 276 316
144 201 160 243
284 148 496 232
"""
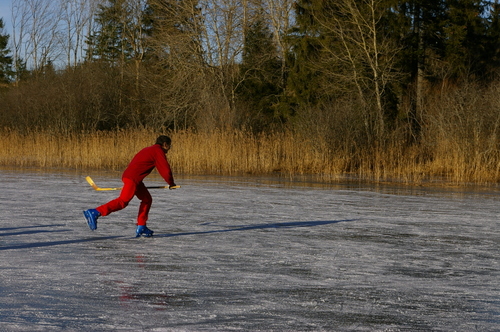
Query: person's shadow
0 224 122 250
156 219 355 237
0 219 355 250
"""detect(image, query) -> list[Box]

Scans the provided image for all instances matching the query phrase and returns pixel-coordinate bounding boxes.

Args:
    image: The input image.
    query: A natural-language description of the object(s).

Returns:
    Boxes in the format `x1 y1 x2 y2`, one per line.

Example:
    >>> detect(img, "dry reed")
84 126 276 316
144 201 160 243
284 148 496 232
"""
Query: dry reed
1 128 500 185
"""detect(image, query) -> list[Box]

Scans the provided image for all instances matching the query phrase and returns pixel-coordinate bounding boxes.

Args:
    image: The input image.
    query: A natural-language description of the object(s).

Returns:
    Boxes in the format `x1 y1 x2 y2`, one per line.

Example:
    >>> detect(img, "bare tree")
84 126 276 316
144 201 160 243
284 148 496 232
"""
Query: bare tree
11 0 27 82
11 0 62 73
316 0 402 141
59 0 97 67
142 0 208 129
261 0 294 85
202 0 245 109
202 0 245 67
123 0 148 95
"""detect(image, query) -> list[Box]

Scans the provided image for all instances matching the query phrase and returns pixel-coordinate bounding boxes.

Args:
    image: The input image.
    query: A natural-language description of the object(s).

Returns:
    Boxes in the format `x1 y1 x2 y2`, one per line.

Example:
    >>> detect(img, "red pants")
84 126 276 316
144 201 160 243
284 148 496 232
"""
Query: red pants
96 178 152 226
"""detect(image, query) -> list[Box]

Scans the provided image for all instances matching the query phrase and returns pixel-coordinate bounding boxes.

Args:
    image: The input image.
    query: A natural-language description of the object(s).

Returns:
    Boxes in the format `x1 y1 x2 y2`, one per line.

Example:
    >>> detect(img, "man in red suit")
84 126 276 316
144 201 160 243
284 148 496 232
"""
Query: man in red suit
83 135 178 237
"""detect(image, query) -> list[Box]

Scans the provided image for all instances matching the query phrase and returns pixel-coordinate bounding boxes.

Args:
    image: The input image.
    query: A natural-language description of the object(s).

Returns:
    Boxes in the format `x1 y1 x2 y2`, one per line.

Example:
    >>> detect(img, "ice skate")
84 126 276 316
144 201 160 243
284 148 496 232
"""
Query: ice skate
83 209 100 231
136 225 154 237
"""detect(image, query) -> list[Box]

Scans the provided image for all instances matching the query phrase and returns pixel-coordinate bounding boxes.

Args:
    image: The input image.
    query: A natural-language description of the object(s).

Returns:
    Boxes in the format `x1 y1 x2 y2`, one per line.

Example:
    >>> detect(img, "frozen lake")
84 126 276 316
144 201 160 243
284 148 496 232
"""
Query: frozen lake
0 168 498 331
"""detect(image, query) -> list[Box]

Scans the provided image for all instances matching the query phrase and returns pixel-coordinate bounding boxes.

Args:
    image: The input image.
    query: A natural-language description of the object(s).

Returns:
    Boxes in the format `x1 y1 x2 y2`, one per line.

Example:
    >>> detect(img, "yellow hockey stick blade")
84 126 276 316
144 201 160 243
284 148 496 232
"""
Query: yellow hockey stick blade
85 176 100 190
85 176 122 191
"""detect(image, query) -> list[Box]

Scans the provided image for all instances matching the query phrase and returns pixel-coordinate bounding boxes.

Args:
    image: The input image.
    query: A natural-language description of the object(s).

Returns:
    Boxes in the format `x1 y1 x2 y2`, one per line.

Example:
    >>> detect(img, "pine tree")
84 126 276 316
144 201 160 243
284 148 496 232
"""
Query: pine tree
485 0 500 74
392 0 451 88
284 0 327 108
237 18 283 130
0 18 13 84
86 0 128 63
442 0 488 78
390 0 448 139
86 0 151 64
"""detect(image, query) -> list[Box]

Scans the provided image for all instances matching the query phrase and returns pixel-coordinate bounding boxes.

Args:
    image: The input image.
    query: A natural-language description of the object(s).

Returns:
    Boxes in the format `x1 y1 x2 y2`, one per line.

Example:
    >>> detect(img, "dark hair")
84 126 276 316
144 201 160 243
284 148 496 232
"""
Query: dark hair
156 135 171 146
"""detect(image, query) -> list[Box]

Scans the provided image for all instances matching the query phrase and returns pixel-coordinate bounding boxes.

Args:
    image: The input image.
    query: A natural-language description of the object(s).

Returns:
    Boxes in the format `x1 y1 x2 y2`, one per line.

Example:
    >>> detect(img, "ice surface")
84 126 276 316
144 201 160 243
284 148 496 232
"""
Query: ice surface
0 169 498 331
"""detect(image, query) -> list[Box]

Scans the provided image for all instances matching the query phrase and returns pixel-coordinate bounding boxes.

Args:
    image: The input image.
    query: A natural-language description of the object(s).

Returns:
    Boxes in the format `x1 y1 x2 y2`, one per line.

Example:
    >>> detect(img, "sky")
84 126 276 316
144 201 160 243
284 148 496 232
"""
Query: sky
0 0 12 35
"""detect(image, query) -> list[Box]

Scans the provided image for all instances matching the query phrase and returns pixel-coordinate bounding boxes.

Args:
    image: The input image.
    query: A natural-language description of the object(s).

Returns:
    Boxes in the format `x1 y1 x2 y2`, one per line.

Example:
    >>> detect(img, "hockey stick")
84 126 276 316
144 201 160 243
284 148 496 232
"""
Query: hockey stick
85 176 180 191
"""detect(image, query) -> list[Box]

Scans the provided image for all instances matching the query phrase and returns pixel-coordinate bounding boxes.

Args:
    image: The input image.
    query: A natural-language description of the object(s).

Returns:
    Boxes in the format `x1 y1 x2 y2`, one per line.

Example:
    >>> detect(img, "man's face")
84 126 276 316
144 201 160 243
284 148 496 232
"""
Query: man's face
162 142 171 153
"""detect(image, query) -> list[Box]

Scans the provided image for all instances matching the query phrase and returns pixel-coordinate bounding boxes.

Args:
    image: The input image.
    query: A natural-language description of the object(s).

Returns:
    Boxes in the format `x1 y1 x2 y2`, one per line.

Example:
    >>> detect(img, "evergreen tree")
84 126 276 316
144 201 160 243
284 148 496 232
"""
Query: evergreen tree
442 0 488 78
86 0 152 64
390 0 448 139
0 18 13 84
395 0 491 80
13 57 28 83
284 0 327 108
394 0 447 80
484 0 500 76
237 18 283 129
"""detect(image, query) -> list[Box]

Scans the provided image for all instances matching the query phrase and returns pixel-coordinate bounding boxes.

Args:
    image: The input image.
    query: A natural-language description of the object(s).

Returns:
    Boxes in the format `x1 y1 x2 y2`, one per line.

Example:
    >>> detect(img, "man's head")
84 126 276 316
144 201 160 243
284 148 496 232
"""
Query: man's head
156 135 172 153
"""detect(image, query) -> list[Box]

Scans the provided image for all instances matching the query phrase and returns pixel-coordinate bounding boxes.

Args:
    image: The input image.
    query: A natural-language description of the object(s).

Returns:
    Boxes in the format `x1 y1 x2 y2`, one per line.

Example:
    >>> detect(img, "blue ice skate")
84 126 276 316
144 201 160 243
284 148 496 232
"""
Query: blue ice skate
83 209 100 231
136 225 154 238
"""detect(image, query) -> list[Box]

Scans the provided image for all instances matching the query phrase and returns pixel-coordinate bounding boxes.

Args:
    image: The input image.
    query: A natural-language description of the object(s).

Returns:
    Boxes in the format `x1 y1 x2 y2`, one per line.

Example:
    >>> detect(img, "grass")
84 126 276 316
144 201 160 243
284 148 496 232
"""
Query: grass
1 128 500 186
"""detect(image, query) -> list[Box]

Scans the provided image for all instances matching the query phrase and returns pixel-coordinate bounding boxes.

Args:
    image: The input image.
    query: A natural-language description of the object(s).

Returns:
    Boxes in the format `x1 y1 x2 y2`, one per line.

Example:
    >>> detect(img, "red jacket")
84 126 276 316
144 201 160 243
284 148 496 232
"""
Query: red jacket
122 144 175 185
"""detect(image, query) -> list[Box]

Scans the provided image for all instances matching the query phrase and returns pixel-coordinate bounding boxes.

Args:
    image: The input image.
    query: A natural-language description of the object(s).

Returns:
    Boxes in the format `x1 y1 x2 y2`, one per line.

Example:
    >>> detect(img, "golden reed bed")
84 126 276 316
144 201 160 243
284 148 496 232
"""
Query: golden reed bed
1 128 500 185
